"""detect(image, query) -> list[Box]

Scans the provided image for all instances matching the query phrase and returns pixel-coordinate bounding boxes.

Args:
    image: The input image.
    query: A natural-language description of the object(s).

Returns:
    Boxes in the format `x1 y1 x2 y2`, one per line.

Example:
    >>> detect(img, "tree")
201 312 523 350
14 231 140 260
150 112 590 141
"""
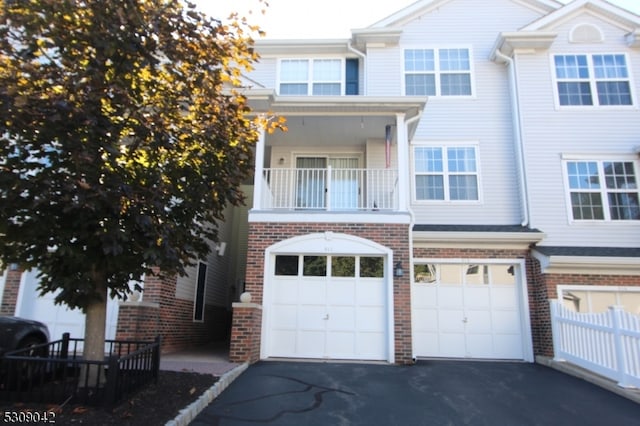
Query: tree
0 0 280 366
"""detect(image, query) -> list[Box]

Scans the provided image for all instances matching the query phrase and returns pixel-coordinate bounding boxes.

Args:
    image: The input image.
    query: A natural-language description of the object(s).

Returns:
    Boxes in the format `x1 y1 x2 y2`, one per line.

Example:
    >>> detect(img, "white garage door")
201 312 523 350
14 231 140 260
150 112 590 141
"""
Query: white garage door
267 254 388 360
14 269 120 345
412 263 526 360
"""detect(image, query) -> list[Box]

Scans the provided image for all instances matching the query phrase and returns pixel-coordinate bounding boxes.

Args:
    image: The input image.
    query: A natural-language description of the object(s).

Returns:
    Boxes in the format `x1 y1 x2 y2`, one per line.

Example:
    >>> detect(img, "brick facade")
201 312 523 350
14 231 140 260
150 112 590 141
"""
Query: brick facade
115 272 227 353
230 222 413 364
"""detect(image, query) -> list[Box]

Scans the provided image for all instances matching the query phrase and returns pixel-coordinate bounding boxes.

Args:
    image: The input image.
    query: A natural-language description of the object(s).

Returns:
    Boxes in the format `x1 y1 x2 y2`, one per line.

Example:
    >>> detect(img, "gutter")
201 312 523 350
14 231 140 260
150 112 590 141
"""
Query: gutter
493 49 530 228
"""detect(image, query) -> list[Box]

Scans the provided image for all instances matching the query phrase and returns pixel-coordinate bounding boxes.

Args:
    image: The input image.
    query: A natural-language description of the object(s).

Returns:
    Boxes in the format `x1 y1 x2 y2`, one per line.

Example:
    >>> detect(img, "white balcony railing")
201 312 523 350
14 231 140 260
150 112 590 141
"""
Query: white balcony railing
261 167 399 211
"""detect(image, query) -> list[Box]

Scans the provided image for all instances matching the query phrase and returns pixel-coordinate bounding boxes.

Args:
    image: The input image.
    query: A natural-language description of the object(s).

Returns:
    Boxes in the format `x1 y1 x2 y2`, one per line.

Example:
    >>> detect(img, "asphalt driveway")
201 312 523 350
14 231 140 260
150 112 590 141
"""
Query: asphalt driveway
192 360 640 426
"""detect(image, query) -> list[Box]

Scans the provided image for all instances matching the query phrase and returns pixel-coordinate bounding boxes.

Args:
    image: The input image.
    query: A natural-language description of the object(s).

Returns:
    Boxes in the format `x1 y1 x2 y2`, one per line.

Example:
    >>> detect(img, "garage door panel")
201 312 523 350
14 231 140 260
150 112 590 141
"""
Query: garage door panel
412 285 437 308
440 334 466 357
299 306 327 330
272 305 298 329
328 306 355 330
439 287 463 306
356 332 386 359
439 310 465 332
414 331 439 354
492 310 521 333
270 330 297 356
465 310 492 333
464 288 490 308
494 334 524 359
274 280 299 304
357 306 385 331
327 332 355 357
466 334 495 358
412 308 437 332
298 331 325 357
492 287 517 308
299 281 325 303
357 280 385 305
328 281 355 305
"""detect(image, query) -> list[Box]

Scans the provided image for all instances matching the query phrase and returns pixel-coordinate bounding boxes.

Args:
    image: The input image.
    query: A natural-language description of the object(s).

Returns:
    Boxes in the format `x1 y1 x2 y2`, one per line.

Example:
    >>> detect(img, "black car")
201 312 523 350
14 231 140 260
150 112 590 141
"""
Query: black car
0 316 50 357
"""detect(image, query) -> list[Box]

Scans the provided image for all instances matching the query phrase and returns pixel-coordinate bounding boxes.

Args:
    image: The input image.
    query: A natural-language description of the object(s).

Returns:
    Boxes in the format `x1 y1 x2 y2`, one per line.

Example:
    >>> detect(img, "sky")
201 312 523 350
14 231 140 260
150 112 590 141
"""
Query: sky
192 0 640 39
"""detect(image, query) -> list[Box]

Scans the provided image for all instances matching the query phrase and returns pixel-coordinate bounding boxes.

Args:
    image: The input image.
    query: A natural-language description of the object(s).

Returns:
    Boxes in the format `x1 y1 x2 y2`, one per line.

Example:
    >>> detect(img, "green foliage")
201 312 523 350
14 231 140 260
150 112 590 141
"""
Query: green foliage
0 0 271 310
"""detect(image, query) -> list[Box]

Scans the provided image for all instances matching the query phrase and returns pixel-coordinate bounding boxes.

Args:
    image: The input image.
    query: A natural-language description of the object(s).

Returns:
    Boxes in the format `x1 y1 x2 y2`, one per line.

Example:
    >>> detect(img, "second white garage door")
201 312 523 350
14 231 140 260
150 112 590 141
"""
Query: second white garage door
412 262 529 360
266 254 388 361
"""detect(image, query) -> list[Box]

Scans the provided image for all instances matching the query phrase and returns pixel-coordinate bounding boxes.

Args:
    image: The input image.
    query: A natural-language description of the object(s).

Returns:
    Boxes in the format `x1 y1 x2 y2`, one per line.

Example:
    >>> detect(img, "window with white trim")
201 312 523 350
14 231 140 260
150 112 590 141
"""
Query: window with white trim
414 145 479 201
564 160 640 221
553 54 633 106
404 48 472 96
279 59 343 96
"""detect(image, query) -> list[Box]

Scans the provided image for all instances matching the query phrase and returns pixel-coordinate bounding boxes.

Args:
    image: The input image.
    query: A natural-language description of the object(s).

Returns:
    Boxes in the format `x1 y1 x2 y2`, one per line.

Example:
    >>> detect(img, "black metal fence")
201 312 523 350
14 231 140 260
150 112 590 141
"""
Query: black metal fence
0 334 161 407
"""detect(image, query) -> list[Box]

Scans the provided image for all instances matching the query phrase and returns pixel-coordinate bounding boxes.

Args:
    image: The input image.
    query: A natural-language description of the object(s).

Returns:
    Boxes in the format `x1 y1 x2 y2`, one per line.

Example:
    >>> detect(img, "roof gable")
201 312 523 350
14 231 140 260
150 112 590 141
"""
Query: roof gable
368 0 562 29
521 0 640 32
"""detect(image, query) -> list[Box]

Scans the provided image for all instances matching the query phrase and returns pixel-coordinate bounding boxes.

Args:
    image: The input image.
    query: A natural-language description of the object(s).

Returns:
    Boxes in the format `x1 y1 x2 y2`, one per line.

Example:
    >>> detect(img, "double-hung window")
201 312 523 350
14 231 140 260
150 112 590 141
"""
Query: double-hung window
414 145 479 201
554 54 633 106
405 48 472 96
279 59 343 95
564 159 639 221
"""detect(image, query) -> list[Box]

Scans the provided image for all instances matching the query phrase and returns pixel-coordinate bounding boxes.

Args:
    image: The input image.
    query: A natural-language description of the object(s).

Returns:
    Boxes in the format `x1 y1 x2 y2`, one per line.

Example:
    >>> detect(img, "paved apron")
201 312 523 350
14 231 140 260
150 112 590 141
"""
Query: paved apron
192 360 640 426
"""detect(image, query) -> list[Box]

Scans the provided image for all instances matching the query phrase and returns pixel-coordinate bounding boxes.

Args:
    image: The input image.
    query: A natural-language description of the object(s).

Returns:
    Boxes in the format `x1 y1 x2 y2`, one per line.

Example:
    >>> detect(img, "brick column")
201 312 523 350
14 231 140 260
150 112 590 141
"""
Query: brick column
229 302 263 363
1 269 22 315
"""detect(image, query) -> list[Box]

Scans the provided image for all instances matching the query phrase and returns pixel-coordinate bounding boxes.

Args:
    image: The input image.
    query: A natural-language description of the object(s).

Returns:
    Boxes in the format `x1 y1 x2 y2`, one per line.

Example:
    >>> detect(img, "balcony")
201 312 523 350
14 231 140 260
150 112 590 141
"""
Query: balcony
260 167 399 211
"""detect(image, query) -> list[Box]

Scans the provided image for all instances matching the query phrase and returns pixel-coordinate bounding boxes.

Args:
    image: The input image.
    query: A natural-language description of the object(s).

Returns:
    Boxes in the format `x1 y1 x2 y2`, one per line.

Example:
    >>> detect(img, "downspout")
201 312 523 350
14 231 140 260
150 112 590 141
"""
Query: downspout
494 49 530 227
348 42 367 95
403 110 422 363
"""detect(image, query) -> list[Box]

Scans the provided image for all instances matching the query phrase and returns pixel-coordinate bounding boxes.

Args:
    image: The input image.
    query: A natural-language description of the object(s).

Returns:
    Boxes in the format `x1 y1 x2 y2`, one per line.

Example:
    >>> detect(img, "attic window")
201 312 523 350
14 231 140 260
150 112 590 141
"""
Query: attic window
570 24 604 43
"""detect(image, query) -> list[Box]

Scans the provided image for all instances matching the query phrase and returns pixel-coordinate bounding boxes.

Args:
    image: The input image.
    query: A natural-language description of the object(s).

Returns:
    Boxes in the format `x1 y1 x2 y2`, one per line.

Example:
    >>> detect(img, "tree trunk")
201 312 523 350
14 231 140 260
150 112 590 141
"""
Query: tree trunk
82 272 108 387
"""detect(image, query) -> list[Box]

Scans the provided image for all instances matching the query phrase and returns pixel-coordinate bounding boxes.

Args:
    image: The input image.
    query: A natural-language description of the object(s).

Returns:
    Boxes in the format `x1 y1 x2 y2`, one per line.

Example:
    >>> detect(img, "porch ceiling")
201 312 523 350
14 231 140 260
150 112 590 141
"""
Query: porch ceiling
245 91 427 147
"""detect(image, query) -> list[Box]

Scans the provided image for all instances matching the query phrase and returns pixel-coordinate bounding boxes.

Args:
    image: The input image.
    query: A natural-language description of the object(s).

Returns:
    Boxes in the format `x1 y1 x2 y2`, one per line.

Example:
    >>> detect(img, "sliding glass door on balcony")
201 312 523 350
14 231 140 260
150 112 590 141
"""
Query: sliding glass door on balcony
296 157 360 210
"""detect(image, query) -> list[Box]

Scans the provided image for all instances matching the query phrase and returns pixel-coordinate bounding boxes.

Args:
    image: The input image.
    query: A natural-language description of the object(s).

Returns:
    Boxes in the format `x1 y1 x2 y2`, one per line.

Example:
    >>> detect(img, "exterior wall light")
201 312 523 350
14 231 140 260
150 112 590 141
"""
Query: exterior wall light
394 261 404 277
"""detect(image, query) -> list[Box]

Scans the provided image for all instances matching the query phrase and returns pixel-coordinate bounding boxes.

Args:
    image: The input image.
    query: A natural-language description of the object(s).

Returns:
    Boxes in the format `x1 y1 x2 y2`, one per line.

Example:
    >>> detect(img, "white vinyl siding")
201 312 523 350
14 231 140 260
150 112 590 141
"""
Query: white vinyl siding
515 12 640 246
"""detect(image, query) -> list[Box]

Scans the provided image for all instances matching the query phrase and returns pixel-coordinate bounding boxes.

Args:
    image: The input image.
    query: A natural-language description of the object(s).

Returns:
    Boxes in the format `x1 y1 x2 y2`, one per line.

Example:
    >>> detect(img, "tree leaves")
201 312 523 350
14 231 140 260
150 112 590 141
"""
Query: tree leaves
0 0 274 309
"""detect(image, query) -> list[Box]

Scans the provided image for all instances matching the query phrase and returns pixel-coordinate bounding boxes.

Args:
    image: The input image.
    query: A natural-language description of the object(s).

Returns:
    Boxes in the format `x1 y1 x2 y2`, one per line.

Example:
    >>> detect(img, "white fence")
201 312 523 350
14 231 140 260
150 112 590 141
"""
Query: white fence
550 299 640 388
261 167 398 211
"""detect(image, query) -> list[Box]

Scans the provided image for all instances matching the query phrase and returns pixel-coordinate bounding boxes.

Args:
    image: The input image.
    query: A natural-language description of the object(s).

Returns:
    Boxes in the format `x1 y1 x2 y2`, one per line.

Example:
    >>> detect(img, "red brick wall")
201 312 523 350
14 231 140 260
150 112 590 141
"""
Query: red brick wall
528 258 640 357
0 269 22 315
231 222 412 364
116 272 227 353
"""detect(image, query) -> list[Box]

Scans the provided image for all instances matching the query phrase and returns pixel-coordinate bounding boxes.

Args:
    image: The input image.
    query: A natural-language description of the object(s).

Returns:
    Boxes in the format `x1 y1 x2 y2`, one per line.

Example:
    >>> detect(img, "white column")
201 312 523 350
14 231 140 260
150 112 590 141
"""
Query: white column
252 124 266 210
395 113 409 212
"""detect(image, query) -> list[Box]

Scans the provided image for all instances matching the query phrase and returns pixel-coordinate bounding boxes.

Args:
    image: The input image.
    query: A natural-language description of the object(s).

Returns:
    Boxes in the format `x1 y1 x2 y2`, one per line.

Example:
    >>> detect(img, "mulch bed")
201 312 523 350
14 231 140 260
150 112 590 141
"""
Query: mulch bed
0 370 218 425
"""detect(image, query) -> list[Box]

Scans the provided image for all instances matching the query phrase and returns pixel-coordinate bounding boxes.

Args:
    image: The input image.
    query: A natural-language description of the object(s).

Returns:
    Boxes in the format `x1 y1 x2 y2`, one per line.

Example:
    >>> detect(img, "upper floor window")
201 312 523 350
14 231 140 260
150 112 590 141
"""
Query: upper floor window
564 160 639 221
554 54 633 106
279 58 358 96
404 48 472 96
414 145 479 201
